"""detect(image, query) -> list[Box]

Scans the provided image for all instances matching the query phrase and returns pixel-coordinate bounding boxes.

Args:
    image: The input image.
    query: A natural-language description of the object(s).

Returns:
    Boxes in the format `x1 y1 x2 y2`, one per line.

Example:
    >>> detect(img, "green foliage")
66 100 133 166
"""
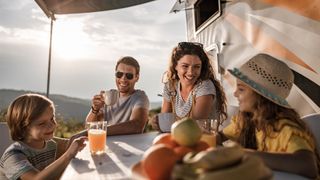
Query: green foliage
0 108 6 122
54 116 85 138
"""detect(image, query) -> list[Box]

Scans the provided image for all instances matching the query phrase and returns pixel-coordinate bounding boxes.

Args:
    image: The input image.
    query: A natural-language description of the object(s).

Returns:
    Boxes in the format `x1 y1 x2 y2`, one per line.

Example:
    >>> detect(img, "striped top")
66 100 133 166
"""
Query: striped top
0 140 57 180
163 79 217 119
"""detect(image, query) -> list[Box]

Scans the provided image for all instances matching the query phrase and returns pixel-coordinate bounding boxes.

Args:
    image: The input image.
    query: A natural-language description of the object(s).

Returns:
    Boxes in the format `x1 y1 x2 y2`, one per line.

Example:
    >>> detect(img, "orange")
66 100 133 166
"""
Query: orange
173 146 193 160
152 133 178 149
142 144 179 180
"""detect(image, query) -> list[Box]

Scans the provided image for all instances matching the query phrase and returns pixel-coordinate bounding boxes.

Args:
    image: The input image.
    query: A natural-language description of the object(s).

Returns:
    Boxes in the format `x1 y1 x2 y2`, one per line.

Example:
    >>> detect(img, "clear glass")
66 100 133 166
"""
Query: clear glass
196 119 218 147
87 121 107 155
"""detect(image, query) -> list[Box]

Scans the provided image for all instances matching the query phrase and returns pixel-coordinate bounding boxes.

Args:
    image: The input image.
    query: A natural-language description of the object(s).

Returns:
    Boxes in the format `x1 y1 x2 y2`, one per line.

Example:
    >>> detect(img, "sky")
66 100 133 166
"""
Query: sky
0 0 186 102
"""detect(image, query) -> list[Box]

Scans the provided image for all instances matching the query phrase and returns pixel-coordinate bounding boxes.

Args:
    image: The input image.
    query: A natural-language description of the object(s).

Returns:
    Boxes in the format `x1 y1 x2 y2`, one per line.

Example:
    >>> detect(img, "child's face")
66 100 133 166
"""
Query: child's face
25 106 56 143
234 80 258 113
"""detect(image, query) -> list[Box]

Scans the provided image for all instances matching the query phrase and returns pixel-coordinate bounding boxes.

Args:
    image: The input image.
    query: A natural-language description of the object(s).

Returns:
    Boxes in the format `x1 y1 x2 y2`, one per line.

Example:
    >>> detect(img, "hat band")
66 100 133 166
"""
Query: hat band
230 68 289 107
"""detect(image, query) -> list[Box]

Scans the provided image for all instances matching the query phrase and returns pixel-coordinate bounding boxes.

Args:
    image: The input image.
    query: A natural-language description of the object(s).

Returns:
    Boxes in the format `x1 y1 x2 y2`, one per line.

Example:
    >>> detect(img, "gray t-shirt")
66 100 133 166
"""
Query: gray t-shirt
105 89 149 125
163 79 217 119
0 140 57 180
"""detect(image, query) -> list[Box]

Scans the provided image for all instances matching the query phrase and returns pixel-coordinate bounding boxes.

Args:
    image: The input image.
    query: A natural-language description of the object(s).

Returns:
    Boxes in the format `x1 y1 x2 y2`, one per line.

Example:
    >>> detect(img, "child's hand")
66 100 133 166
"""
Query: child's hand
66 136 87 158
67 130 88 149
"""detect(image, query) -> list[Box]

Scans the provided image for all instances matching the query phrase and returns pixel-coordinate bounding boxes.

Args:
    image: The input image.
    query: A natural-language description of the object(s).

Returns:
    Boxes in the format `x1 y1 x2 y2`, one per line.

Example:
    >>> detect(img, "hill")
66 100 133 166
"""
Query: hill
0 89 91 122
0 89 161 122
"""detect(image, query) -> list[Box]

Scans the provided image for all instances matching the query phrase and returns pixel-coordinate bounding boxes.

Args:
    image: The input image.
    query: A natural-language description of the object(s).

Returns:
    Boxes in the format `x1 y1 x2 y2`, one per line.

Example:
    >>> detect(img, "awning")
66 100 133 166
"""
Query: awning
34 0 156 97
35 0 155 19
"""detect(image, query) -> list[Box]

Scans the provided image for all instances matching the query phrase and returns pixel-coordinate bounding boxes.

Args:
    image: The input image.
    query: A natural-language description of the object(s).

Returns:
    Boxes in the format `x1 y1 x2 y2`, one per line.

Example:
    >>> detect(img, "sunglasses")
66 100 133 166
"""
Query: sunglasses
178 42 203 49
115 71 134 80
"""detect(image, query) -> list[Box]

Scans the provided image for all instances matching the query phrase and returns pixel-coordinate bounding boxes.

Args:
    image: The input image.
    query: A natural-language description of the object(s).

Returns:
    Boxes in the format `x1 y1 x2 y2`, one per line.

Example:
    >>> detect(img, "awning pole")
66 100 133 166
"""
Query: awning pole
46 18 53 98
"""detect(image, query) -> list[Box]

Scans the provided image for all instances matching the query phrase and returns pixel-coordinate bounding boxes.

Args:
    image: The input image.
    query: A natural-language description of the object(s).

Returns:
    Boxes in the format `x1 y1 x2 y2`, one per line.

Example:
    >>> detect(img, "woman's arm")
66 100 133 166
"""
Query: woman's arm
107 107 149 135
191 95 214 120
245 149 318 178
161 99 172 113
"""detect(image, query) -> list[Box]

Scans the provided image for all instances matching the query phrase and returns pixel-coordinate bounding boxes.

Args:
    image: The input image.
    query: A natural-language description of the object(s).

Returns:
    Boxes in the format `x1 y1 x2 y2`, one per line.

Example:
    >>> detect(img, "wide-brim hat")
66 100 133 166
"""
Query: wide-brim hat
228 54 294 108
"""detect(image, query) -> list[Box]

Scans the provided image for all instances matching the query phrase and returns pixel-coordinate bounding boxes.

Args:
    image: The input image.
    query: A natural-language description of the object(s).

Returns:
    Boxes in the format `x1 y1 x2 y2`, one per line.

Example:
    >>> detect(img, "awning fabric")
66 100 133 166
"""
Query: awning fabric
35 0 155 18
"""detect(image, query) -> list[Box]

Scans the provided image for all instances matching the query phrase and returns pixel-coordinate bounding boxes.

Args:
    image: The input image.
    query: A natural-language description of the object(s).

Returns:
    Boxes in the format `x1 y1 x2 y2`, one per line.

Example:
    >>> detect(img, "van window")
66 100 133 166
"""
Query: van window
194 0 220 31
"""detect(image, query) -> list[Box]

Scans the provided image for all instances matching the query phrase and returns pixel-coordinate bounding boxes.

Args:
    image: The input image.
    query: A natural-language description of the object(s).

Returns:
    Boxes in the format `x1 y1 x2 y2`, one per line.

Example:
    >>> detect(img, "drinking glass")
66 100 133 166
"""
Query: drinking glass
196 119 218 147
87 121 107 155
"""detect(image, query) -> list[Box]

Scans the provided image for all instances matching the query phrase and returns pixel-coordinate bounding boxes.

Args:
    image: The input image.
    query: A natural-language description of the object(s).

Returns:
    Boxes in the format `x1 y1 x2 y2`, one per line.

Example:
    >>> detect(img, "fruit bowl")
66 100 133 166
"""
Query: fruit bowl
131 161 148 180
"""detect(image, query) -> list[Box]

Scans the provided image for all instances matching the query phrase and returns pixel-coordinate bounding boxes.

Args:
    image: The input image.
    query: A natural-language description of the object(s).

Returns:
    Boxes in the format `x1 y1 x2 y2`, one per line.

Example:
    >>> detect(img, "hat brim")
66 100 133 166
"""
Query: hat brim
228 68 291 109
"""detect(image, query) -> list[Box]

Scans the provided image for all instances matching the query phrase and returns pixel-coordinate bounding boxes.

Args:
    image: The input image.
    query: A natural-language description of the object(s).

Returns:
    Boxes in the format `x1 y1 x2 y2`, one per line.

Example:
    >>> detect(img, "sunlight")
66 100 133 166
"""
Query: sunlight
53 18 94 61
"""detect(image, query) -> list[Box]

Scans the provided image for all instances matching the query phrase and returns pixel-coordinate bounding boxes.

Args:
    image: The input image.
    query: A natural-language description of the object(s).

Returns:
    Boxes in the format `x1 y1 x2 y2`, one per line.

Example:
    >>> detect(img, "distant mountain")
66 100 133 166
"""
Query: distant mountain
0 89 162 122
0 89 91 122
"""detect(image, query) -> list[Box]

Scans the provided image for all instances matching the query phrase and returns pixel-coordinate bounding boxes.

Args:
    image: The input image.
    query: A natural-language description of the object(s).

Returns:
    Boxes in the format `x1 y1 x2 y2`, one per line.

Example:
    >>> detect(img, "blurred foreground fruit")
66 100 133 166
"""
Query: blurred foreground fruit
142 144 179 180
183 143 244 170
172 142 272 180
171 118 202 147
152 133 178 148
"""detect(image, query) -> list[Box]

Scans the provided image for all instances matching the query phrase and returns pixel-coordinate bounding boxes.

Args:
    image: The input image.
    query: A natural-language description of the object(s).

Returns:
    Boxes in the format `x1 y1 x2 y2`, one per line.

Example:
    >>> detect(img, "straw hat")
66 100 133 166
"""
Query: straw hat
228 54 294 108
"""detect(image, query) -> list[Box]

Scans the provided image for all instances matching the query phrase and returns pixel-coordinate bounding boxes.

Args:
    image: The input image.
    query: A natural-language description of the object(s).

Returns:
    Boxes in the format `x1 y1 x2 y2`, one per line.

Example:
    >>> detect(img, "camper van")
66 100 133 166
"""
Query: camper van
171 0 320 117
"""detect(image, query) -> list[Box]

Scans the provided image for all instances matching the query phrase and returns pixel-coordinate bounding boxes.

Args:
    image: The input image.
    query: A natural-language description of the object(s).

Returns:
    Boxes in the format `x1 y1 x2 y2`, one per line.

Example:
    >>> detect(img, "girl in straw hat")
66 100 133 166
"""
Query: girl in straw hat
221 54 319 178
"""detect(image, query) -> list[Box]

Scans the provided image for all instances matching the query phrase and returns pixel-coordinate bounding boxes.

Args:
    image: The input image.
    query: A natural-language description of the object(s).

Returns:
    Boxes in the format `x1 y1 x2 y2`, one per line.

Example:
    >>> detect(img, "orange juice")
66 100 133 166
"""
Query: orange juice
200 133 216 147
88 129 106 154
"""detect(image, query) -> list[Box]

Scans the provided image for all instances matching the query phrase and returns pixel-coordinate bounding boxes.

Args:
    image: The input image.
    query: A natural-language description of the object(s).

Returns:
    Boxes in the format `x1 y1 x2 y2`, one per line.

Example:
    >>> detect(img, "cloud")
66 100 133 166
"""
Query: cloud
0 0 186 102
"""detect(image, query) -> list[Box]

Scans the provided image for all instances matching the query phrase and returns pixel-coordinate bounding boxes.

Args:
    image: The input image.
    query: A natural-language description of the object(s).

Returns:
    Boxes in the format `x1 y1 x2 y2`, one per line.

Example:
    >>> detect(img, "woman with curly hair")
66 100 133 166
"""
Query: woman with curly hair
151 42 227 131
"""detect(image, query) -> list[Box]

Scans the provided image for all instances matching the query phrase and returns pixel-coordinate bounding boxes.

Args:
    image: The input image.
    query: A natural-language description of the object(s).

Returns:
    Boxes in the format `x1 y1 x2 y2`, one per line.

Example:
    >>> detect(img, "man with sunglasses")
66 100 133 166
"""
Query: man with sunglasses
86 56 150 135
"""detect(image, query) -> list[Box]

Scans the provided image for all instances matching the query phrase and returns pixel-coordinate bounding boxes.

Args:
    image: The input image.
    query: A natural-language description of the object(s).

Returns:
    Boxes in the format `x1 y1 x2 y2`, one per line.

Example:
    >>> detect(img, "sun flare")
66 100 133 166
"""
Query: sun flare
53 18 93 61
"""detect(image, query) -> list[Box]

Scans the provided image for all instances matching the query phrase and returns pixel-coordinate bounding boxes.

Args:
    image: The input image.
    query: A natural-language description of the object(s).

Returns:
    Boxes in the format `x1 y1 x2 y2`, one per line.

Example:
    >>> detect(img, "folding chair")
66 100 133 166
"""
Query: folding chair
301 113 320 150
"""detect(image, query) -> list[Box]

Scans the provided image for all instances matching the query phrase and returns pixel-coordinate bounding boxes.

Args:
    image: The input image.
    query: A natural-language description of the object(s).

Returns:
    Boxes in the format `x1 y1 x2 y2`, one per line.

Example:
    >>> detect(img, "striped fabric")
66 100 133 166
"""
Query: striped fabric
0 140 57 179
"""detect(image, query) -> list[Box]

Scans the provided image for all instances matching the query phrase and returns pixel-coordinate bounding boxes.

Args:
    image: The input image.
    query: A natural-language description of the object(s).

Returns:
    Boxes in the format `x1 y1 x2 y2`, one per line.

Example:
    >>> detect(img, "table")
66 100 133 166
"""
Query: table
60 132 309 180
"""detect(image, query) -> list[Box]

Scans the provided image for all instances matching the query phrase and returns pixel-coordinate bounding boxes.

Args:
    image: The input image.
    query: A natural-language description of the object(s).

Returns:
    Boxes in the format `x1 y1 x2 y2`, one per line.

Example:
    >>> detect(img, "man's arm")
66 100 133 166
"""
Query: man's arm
107 107 149 135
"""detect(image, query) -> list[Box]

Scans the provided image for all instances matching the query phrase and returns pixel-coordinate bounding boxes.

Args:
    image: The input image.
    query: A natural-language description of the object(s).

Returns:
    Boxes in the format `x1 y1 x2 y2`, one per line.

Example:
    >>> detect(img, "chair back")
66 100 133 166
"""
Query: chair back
0 122 13 155
302 113 320 150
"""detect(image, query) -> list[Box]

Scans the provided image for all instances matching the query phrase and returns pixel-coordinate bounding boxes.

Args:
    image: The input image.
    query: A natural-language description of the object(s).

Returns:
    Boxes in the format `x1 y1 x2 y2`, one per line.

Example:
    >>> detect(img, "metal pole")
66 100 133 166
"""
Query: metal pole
46 18 53 97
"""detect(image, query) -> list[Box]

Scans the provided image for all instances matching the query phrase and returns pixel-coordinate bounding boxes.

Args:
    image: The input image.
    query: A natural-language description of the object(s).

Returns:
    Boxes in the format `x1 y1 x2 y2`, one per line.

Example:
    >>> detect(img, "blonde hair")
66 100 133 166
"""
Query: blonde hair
6 94 54 141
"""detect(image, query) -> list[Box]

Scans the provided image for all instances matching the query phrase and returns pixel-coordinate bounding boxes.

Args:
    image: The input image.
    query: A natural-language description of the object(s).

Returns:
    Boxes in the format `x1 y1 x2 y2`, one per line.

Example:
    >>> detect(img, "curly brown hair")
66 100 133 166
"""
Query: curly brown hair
236 93 320 174
166 42 227 122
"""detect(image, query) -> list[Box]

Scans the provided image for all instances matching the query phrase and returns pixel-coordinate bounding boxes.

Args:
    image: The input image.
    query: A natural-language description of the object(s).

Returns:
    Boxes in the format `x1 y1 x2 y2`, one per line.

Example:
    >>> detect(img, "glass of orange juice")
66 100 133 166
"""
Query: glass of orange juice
87 121 107 155
196 119 218 147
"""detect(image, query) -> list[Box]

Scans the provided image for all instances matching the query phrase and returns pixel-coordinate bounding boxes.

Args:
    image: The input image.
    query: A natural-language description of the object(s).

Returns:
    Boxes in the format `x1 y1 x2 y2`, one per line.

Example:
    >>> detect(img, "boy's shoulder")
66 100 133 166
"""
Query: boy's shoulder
1 140 57 159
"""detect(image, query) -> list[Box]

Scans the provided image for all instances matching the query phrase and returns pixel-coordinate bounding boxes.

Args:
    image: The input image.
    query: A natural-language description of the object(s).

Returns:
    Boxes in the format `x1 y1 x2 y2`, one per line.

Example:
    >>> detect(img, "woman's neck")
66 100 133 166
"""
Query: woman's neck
179 82 195 101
